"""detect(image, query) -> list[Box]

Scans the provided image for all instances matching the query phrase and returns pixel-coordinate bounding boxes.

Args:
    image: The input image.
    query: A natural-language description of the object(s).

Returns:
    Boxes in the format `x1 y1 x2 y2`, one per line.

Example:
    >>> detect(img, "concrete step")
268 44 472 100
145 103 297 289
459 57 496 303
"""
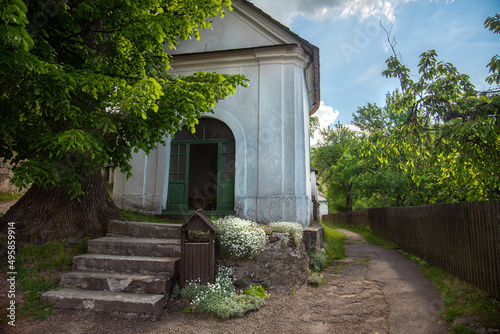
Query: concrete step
107 220 181 239
41 288 166 320
73 254 179 275
60 271 176 295
88 237 181 258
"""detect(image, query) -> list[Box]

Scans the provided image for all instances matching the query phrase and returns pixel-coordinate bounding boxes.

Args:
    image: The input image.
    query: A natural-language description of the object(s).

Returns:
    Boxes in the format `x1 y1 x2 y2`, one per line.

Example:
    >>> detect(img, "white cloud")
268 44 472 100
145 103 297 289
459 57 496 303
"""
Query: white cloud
247 0 465 26
248 0 413 26
311 101 339 146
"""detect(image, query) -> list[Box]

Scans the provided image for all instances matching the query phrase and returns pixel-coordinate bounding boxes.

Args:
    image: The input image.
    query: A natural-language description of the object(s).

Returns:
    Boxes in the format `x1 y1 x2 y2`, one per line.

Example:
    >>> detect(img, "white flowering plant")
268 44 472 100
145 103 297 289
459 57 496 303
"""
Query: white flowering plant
213 216 267 260
179 266 268 320
269 222 303 246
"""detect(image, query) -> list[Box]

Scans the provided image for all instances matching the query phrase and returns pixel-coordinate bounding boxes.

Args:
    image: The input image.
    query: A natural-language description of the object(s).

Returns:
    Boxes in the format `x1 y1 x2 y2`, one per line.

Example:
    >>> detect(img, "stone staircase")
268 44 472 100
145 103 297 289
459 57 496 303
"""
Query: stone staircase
41 220 181 320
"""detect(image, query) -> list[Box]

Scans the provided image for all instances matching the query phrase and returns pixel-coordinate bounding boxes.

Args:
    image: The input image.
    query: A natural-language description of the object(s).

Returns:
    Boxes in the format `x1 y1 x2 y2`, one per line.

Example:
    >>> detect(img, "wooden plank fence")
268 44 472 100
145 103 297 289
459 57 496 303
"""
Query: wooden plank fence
322 201 500 300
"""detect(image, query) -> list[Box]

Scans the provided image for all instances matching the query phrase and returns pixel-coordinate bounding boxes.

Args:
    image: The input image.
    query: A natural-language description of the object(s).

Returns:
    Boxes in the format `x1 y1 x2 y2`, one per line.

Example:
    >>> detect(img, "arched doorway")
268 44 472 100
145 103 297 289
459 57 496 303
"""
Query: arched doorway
165 118 235 215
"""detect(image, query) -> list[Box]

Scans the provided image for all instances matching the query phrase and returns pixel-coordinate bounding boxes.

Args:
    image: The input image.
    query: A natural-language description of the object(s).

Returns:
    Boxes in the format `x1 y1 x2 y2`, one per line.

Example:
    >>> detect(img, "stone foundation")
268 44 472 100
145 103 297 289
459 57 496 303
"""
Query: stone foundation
302 223 325 252
216 232 309 290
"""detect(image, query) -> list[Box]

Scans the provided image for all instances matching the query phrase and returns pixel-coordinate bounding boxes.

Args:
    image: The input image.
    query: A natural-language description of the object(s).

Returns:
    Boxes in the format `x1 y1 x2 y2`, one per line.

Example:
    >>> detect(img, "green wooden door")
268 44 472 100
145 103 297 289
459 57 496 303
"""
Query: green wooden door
217 142 235 212
165 118 235 215
166 144 189 211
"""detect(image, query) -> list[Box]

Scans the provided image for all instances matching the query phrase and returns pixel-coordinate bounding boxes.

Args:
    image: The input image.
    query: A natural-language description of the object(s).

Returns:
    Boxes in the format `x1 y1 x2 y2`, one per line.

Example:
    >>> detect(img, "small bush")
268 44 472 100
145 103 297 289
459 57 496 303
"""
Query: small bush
179 266 268 320
243 285 269 300
309 251 327 272
213 216 267 260
171 284 181 299
308 271 326 287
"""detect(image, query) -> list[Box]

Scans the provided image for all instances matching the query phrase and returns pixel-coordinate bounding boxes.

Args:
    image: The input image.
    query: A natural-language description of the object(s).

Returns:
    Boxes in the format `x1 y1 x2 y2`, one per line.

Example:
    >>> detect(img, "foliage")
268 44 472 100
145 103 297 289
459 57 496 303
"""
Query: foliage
400 253 500 329
309 115 320 138
313 15 500 210
179 266 268 320
308 271 326 287
0 237 88 321
353 90 407 134
322 225 346 260
0 192 23 202
0 0 248 198
451 324 477 334
308 250 327 272
311 123 362 212
171 284 181 299
268 222 303 245
375 17 500 201
243 285 269 300
213 216 267 260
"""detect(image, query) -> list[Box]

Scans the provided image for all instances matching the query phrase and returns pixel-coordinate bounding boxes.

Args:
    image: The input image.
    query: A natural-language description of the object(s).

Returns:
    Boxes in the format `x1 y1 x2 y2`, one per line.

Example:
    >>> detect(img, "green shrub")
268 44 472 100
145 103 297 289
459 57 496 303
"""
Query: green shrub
309 251 327 272
308 271 326 287
171 284 180 299
195 293 241 320
213 216 267 260
243 285 269 300
179 266 268 320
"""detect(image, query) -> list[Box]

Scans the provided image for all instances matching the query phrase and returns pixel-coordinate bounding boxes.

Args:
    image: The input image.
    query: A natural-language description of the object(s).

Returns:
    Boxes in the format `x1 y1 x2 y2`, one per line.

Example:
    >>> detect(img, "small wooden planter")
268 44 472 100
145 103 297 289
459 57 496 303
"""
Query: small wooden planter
180 210 217 288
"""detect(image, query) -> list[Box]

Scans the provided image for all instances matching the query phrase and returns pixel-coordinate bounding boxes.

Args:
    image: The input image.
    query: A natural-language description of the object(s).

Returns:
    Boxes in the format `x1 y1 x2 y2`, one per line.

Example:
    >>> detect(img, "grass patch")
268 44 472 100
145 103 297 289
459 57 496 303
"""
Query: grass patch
0 238 89 323
416 259 500 329
322 225 346 261
319 225 348 274
120 210 183 224
0 192 23 202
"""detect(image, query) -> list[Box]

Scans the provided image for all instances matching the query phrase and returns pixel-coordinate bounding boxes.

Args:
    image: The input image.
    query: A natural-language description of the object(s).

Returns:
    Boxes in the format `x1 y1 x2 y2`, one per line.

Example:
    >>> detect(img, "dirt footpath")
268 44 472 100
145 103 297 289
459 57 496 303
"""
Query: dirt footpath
10 228 450 334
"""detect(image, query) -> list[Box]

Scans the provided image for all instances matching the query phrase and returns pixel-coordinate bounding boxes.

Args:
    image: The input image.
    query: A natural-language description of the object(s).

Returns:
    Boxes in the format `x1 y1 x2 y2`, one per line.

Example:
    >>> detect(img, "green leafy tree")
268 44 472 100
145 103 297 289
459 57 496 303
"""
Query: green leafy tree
376 17 500 201
356 93 463 207
353 90 407 134
311 123 364 212
0 0 248 240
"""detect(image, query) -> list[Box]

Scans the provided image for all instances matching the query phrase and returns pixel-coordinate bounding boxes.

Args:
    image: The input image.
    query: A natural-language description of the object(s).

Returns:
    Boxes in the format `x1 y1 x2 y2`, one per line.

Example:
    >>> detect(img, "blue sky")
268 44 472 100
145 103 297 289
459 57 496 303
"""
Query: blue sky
248 0 499 132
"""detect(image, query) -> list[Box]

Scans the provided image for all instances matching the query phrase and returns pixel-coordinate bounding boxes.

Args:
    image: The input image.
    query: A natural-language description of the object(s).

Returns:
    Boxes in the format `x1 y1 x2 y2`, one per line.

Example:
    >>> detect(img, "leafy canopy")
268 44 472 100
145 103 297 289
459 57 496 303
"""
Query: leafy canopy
0 0 248 197
313 14 500 212
377 27 500 200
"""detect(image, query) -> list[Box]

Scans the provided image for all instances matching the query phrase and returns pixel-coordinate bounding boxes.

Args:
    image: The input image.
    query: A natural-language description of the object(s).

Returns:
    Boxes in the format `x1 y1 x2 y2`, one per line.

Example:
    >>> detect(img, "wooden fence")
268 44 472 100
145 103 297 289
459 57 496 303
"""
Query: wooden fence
322 201 500 300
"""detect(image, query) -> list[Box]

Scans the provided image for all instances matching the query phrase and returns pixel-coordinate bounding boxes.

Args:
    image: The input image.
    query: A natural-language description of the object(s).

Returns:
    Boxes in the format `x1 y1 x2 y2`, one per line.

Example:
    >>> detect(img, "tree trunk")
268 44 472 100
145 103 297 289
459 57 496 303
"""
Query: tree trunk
346 195 353 212
0 170 121 242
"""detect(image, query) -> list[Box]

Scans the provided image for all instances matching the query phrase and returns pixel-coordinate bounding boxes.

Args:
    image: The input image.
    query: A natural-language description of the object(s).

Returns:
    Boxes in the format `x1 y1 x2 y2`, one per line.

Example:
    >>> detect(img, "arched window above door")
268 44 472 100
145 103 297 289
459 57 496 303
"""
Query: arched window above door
173 118 234 143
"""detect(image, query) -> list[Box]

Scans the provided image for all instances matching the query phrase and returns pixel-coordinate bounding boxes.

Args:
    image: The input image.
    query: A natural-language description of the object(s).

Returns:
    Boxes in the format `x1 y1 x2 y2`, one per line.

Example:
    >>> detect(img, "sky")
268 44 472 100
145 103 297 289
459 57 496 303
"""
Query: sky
248 0 499 137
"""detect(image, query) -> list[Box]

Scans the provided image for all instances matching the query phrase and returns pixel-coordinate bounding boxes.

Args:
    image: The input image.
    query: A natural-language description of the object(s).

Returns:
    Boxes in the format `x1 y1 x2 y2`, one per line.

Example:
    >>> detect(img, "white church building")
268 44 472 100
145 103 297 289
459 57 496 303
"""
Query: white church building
113 0 320 226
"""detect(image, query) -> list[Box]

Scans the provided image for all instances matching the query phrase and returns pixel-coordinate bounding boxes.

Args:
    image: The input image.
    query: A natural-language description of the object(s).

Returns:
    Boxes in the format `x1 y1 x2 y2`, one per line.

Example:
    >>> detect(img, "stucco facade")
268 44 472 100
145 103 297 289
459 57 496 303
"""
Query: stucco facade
113 0 320 226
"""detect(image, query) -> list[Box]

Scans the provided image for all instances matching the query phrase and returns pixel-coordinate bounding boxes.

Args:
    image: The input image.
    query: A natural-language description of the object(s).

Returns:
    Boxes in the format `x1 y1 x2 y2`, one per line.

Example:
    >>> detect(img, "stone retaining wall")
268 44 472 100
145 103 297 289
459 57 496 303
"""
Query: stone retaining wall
216 232 309 290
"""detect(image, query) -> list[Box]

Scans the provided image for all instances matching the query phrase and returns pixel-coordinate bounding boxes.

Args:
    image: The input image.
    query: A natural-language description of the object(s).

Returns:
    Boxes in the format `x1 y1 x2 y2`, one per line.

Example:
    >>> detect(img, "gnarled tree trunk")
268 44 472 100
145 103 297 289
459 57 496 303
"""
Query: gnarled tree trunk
0 170 121 242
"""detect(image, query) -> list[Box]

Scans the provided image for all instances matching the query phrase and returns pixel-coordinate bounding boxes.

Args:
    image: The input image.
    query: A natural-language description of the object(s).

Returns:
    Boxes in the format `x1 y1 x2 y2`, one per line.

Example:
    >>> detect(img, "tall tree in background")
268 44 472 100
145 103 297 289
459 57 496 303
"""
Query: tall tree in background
311 123 364 212
0 0 247 241
314 10 500 213
376 15 500 201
